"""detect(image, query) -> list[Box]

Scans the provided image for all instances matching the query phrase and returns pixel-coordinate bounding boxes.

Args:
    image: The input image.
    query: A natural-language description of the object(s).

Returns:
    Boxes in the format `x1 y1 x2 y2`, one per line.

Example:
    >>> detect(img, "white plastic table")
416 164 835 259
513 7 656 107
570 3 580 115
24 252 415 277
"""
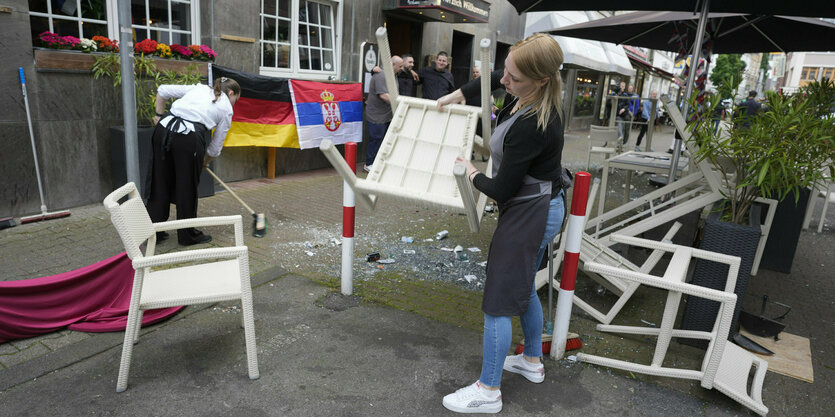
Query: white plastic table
598 151 690 216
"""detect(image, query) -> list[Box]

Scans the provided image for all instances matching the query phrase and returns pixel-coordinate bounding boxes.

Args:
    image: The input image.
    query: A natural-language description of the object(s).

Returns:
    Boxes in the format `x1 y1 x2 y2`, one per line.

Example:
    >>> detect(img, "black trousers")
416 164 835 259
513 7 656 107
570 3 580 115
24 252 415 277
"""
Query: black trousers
146 124 206 242
635 120 648 146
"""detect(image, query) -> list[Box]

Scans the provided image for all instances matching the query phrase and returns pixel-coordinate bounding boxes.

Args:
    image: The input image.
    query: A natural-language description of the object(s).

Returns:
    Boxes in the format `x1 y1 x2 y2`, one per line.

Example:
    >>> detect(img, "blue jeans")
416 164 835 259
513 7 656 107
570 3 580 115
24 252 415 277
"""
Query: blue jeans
366 121 388 166
480 191 566 387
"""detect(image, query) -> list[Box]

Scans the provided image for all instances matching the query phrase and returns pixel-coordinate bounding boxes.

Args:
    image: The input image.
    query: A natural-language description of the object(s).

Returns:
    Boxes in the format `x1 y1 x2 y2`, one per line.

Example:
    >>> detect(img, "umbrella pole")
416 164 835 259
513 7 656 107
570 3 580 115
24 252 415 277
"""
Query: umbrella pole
667 0 710 183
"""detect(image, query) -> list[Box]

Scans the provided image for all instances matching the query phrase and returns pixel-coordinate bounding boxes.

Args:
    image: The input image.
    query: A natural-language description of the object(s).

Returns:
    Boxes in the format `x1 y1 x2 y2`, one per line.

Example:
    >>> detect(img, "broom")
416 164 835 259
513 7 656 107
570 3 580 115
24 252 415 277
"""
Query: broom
18 68 71 224
205 168 266 237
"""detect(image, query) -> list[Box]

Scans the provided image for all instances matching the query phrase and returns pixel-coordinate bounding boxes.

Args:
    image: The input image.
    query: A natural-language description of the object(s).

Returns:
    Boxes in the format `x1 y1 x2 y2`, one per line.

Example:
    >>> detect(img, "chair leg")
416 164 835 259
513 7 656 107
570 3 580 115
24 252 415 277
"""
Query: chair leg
818 188 831 233
241 293 260 380
133 310 144 344
117 307 141 392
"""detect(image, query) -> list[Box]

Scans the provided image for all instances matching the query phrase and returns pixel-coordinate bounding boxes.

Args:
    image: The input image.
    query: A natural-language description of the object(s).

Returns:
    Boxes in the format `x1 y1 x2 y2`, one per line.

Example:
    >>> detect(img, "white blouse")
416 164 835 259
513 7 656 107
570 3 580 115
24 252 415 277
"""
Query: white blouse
157 84 234 157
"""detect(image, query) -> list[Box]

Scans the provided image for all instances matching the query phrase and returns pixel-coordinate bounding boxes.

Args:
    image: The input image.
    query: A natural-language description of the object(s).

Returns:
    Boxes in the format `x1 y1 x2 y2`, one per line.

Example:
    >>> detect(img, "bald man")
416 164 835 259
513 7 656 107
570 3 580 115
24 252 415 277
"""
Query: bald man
364 55 403 171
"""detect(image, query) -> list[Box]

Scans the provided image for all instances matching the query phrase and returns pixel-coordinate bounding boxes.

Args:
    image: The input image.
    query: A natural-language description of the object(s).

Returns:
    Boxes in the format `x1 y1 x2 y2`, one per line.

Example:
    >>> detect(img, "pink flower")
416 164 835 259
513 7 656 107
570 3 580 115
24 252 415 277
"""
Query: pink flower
199 45 217 59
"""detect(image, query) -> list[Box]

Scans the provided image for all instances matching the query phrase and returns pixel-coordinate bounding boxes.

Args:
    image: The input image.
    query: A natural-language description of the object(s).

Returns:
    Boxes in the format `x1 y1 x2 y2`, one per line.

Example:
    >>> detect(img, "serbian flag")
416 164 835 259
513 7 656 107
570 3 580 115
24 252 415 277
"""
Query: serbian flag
290 80 363 149
212 65 299 148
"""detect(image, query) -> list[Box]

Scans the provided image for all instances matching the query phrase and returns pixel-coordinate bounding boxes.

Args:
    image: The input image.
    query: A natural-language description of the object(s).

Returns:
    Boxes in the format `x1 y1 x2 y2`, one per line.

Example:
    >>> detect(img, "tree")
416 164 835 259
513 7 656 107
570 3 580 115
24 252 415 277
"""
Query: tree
710 54 746 99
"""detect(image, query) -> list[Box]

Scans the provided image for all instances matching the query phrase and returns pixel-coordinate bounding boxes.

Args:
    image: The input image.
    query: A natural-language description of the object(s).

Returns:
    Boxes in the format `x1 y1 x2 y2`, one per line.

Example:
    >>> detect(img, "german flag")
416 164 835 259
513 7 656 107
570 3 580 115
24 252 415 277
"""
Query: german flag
212 65 299 148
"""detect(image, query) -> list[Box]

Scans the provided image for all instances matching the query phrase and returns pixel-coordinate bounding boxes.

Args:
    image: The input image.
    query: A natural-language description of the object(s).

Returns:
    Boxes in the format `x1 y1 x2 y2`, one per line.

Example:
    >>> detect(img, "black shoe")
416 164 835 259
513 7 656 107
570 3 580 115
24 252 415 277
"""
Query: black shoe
156 231 169 241
179 233 212 246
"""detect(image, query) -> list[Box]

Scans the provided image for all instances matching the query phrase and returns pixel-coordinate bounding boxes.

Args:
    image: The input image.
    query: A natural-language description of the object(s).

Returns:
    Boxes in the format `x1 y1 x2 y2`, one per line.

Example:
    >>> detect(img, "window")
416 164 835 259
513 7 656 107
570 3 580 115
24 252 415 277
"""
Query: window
130 0 198 45
29 1 200 47
822 67 834 82
261 0 340 79
29 0 109 40
800 66 819 87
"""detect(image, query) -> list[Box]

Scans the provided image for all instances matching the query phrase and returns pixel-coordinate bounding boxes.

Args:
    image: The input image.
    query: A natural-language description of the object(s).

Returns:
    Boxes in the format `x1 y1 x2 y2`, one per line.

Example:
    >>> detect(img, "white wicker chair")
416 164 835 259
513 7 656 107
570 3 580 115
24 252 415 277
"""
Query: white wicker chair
578 234 769 416
586 125 620 171
103 182 259 392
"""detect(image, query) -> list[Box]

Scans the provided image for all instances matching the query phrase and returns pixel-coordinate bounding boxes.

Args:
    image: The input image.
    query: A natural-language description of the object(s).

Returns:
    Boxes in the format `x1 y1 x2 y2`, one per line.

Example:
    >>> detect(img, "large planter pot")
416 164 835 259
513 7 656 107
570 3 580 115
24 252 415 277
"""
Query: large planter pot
759 188 812 274
680 202 762 349
110 126 214 198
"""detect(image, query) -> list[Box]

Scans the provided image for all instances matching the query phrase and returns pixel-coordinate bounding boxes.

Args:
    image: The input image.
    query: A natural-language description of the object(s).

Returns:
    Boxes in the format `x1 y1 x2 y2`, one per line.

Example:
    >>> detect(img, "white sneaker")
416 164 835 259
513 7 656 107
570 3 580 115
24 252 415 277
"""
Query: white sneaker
442 381 502 414
635 146 642 152
503 354 545 383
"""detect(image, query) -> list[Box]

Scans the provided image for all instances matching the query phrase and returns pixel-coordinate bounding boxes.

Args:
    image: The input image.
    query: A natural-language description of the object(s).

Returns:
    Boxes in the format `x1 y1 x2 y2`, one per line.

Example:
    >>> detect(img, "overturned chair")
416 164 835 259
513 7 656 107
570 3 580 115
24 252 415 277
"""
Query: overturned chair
578 234 769 416
103 182 259 392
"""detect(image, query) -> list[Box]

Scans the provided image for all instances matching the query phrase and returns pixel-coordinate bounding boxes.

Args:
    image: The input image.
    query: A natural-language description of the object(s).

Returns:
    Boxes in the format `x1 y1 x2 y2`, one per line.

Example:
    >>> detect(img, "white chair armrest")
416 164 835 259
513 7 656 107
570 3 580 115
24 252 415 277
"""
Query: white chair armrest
585 261 737 304
154 215 244 245
132 246 248 269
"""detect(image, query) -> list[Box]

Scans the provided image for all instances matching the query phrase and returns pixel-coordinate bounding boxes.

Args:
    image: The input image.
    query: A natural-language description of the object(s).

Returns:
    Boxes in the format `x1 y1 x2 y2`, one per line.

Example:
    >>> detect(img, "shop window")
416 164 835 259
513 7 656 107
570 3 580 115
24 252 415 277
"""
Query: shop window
573 71 599 117
261 0 340 79
29 1 200 47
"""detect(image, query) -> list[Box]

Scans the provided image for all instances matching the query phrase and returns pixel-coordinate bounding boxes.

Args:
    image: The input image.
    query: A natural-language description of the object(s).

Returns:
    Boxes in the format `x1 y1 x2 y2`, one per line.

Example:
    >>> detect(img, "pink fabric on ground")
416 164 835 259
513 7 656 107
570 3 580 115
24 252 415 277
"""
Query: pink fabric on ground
0 252 183 343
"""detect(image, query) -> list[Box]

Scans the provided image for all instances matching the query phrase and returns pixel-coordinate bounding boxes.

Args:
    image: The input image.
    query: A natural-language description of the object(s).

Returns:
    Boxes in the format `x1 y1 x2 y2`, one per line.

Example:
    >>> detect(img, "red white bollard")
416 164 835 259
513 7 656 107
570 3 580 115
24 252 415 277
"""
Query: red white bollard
550 171 592 360
341 142 357 295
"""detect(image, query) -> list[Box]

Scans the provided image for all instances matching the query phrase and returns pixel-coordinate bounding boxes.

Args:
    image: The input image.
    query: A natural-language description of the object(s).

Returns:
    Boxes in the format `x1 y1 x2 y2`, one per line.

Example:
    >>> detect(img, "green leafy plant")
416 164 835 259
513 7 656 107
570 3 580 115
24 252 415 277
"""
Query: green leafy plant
687 78 835 224
92 53 203 125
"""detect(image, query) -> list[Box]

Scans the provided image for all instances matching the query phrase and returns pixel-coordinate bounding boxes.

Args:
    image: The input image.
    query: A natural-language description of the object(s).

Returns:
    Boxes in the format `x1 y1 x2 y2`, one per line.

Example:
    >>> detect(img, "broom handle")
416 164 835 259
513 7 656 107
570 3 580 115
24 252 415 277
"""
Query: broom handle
20 68 47 212
205 168 255 215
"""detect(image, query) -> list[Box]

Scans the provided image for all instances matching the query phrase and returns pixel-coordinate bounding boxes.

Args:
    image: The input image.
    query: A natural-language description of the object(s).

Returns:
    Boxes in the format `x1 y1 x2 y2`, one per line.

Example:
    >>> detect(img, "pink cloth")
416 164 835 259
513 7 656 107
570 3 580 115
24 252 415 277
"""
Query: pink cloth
0 252 183 343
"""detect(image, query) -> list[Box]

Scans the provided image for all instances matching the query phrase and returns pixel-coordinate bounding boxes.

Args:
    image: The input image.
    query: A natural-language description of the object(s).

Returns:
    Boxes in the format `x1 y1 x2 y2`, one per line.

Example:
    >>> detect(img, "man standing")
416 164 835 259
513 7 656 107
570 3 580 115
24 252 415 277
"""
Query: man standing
418 51 455 100
737 90 762 129
365 55 403 172
634 91 658 151
616 81 632 145
397 54 419 97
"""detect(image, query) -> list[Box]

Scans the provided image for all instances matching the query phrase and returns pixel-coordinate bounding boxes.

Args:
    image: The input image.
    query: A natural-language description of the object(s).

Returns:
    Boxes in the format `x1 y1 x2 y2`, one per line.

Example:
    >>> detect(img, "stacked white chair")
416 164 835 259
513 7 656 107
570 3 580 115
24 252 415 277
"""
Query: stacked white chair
103 182 259 392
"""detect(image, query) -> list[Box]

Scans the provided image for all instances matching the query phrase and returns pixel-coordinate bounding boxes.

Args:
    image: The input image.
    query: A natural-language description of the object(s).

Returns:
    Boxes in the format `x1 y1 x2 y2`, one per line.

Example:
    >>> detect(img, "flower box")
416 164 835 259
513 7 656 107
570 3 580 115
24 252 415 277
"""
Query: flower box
34 48 209 76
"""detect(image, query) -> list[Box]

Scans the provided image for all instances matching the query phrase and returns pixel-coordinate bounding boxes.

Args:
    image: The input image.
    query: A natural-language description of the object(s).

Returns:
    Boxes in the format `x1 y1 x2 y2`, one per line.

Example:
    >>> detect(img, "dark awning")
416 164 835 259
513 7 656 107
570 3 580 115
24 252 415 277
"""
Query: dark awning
383 0 490 24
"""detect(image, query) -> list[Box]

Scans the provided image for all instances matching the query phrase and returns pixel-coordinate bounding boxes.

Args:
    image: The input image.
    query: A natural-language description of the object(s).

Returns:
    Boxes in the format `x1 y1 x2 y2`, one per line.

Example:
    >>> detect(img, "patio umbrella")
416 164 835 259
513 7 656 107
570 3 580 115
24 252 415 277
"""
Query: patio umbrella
508 0 835 18
546 12 835 54
508 1 835 181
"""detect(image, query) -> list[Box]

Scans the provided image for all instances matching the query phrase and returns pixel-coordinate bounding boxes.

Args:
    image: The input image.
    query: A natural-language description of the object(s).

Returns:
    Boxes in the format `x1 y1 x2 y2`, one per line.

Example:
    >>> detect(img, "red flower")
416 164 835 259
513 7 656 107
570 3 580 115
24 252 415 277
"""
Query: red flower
135 39 158 55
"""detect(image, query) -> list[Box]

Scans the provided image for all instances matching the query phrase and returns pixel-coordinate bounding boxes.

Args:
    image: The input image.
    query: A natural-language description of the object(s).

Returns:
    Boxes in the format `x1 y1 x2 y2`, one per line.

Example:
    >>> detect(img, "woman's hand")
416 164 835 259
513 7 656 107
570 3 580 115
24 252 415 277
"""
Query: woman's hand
203 155 215 169
437 89 466 110
455 156 479 181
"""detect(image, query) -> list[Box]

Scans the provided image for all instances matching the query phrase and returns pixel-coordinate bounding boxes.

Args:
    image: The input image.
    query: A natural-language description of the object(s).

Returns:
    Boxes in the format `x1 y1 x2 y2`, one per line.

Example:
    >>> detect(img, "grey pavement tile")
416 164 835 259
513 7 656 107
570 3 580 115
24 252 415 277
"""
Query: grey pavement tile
40 331 94 351
0 342 51 368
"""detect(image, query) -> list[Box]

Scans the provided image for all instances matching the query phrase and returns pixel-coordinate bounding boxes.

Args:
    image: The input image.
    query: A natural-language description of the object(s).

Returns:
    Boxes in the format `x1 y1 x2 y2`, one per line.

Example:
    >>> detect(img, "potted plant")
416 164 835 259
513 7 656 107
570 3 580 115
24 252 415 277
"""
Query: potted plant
92 52 205 196
680 76 834 347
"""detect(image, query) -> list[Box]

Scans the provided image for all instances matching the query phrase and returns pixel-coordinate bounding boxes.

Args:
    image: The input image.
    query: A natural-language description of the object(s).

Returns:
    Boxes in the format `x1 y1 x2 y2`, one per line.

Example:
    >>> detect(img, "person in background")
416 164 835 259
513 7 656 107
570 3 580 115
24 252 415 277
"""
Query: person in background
364 55 403 172
147 77 240 245
418 51 455 100
711 93 726 135
472 65 482 80
616 81 632 145
437 33 567 414
624 84 640 146
397 54 419 97
634 90 658 151
736 90 762 129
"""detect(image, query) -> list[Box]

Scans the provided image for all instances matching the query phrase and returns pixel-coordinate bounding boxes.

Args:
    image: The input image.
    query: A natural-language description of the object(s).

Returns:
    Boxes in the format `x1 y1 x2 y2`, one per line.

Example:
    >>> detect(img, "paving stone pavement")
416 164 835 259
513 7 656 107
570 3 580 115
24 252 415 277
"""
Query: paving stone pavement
1 126 833 416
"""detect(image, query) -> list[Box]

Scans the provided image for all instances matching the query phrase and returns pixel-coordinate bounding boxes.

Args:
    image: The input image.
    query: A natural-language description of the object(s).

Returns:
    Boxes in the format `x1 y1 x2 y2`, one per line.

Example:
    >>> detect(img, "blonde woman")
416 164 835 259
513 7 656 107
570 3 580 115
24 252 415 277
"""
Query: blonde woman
437 34 566 414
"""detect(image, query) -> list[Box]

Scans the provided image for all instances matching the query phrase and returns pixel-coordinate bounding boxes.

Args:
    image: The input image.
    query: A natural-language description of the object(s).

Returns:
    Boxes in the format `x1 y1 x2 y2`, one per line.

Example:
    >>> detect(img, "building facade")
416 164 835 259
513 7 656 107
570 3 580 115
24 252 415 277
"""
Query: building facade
0 0 525 217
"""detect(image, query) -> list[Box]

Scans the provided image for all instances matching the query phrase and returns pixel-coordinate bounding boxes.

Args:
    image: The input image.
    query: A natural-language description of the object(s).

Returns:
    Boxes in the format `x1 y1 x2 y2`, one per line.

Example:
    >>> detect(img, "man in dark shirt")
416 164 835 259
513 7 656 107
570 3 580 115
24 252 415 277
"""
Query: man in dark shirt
397 54 419 97
418 51 455 100
736 90 762 129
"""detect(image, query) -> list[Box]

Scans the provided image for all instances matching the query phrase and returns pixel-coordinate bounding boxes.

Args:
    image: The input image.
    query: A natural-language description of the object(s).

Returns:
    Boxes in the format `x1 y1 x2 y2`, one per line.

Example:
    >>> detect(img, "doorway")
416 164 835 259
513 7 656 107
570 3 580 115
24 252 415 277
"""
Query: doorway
384 15 422 60
451 31 474 88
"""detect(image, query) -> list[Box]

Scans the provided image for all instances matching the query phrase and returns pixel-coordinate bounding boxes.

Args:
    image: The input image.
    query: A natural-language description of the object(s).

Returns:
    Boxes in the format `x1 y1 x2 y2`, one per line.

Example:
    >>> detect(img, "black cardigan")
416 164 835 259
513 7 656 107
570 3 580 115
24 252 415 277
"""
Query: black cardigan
461 70 564 203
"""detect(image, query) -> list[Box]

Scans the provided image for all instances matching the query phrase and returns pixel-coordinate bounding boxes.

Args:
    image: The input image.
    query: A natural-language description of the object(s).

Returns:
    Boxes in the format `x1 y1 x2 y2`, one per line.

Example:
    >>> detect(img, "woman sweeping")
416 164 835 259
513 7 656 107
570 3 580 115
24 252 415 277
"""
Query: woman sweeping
146 77 240 245
437 33 566 414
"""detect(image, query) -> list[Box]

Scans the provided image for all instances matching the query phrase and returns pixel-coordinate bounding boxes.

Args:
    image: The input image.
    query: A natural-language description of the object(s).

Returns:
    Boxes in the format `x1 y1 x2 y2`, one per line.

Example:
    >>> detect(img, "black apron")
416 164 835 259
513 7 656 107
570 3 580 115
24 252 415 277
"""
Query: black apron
482 106 551 316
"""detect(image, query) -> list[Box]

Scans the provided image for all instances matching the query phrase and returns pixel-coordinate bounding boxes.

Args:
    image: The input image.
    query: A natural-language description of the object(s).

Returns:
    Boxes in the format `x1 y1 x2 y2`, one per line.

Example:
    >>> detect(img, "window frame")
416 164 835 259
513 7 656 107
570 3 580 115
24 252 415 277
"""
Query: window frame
259 0 342 80
29 0 111 39
29 1 200 47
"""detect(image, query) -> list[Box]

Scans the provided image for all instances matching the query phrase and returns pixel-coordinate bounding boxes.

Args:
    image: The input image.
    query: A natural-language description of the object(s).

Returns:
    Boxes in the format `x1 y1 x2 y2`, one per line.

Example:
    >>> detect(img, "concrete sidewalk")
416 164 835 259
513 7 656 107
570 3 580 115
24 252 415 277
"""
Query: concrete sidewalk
1 126 832 416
